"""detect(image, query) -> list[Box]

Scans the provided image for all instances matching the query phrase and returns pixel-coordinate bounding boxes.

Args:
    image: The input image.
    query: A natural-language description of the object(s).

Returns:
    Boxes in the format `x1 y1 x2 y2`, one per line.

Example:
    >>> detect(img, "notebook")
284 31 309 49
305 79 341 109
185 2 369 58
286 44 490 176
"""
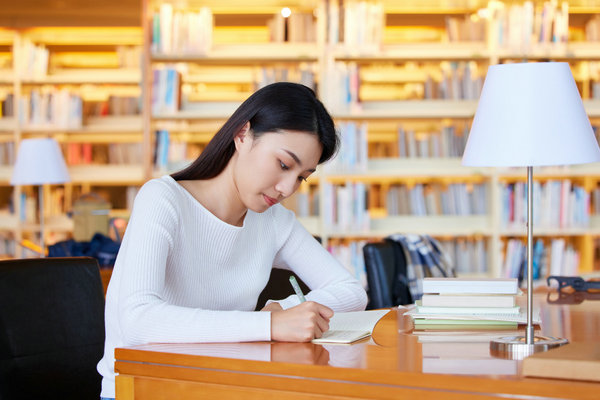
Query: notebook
311 309 390 344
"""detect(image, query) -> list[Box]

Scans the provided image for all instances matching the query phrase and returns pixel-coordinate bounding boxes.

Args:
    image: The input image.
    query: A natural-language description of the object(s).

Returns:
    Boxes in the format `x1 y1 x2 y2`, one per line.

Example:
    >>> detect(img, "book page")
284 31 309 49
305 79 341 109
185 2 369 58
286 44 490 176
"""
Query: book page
311 310 390 344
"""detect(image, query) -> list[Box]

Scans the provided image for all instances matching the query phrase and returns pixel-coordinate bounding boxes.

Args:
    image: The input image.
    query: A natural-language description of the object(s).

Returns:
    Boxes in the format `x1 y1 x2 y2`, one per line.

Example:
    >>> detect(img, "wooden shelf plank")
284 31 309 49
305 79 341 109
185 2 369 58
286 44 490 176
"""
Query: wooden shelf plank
334 42 489 61
21 68 141 85
324 158 490 179
497 42 600 61
326 215 492 238
67 164 145 184
21 116 142 135
333 100 478 119
0 117 15 132
152 43 318 63
0 165 12 183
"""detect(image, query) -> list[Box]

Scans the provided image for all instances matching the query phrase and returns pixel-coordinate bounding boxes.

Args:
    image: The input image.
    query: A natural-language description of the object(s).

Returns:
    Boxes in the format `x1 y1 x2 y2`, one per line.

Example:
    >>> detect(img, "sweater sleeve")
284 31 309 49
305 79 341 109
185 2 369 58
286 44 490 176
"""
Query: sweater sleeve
112 179 271 345
271 208 368 312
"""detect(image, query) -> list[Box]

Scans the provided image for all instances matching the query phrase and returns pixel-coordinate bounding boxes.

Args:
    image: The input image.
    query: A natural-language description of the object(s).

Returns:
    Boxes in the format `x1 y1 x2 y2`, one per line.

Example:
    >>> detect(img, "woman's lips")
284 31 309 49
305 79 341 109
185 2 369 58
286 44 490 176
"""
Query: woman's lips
263 194 277 206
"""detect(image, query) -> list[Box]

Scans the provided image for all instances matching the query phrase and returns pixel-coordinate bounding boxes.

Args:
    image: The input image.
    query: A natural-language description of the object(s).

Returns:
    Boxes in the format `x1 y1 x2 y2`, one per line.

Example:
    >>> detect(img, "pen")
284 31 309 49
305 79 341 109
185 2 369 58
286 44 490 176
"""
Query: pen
289 275 306 303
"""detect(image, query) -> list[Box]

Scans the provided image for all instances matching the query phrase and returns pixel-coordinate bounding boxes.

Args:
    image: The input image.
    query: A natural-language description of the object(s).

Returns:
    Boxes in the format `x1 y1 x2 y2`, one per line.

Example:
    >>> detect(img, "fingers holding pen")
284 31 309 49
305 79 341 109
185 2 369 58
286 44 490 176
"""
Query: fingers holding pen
271 301 334 342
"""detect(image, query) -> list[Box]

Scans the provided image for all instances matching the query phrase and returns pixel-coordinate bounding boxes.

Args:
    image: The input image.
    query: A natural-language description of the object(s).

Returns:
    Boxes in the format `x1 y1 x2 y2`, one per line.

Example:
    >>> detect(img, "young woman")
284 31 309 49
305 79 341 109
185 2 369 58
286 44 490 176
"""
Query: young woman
97 82 368 399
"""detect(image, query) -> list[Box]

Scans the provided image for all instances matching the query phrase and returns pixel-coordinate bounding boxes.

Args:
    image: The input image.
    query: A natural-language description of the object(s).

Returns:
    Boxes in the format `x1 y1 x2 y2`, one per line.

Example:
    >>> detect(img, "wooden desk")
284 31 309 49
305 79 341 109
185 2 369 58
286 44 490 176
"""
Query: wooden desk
115 294 600 399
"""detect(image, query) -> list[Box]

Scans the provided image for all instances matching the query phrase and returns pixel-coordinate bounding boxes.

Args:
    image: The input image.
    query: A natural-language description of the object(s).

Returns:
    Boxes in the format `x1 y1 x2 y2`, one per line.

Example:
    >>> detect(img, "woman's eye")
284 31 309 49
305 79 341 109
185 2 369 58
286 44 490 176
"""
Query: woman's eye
279 160 289 170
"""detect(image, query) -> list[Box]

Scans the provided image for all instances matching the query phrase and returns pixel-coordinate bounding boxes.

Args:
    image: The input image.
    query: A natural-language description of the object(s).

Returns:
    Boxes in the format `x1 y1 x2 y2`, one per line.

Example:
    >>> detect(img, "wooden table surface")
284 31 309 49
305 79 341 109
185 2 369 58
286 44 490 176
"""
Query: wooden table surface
115 293 600 399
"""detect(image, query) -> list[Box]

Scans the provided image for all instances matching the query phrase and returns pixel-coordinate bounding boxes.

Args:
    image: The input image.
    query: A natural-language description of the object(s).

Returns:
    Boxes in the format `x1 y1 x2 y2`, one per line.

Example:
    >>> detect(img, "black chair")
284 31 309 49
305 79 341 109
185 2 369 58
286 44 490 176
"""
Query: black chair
362 240 413 309
0 257 105 400
255 268 310 310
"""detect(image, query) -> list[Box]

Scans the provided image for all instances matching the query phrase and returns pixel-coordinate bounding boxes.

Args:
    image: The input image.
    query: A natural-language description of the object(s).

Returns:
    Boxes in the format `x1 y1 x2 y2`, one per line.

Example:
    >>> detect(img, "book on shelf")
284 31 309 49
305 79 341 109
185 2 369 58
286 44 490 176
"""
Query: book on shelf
422 278 519 295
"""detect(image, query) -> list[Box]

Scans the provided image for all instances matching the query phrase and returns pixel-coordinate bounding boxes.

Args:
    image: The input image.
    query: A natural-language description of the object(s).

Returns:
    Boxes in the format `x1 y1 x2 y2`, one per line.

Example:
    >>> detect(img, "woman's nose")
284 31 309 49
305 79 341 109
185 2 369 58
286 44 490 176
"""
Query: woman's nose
275 175 298 198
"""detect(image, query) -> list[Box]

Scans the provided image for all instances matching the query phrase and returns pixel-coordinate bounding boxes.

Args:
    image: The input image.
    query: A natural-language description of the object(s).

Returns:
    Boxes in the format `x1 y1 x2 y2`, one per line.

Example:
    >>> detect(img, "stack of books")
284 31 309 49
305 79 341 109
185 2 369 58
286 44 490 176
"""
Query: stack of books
407 278 540 329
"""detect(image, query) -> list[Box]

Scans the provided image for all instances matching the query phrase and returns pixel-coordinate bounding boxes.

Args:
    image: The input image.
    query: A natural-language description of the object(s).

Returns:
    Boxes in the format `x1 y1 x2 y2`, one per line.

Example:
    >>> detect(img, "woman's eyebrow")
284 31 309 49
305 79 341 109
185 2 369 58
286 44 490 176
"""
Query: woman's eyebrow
283 149 316 173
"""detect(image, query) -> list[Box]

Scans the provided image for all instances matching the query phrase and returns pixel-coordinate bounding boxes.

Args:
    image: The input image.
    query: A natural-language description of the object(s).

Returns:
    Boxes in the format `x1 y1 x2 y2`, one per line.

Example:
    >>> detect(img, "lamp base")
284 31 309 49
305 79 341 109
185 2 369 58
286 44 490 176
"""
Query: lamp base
490 335 568 359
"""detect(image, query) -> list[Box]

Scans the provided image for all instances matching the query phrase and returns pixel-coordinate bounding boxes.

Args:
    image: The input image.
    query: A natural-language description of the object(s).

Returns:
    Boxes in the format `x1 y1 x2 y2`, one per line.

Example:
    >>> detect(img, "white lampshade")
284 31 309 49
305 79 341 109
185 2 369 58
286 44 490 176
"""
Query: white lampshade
462 62 600 167
11 138 70 185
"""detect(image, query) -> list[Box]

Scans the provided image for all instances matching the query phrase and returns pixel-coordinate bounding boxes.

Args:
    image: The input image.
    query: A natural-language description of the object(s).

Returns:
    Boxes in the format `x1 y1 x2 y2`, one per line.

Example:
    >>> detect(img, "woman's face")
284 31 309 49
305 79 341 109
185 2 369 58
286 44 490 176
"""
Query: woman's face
234 129 322 213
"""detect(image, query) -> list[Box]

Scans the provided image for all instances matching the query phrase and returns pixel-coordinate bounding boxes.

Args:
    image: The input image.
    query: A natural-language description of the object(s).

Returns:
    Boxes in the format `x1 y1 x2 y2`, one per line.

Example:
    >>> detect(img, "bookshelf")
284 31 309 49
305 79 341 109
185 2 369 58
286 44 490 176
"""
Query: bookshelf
316 0 600 282
132 0 600 282
0 26 144 257
2 0 600 281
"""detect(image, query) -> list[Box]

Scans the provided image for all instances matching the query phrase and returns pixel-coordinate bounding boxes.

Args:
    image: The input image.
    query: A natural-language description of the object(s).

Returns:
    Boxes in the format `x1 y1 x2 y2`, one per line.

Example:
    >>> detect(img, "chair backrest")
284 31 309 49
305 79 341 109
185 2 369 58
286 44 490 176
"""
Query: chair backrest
0 257 105 400
362 240 413 309
255 268 310 311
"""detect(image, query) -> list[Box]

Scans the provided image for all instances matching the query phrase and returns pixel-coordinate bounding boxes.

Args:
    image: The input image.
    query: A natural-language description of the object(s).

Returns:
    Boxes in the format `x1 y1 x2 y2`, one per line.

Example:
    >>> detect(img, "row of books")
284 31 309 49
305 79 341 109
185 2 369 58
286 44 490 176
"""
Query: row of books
586 15 600 41
282 190 320 218
327 240 369 289
323 182 370 232
152 4 213 55
18 89 83 129
18 189 64 223
387 183 488 217
0 234 16 257
151 67 181 115
83 96 140 117
268 13 317 43
500 180 590 230
425 61 483 101
1 94 14 117
340 0 384 53
437 237 488 276
64 143 143 165
502 238 579 282
256 65 316 92
398 124 471 159
0 142 15 166
445 15 486 42
155 130 186 171
324 121 368 172
488 0 569 52
19 39 49 80
326 0 385 53
327 61 484 110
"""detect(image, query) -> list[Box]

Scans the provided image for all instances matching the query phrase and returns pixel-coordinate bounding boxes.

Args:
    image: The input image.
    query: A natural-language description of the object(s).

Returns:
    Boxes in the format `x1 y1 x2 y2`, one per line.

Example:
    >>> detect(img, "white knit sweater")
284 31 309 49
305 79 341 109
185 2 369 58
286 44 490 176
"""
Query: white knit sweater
97 175 367 398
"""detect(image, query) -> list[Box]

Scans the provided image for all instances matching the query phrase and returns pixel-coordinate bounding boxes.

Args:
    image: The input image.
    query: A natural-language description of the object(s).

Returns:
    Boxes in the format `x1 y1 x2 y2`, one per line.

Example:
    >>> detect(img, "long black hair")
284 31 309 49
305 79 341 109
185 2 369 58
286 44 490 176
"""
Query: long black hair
171 82 338 181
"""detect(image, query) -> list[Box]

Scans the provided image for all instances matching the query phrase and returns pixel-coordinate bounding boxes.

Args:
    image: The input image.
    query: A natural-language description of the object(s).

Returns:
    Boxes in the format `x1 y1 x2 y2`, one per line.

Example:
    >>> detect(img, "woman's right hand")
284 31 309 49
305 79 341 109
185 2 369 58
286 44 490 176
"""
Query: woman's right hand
270 301 333 342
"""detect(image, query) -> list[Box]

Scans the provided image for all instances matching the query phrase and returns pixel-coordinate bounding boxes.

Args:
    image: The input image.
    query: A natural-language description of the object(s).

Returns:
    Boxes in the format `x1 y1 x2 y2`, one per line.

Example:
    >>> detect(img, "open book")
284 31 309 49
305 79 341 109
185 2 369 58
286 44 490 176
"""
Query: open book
312 309 390 344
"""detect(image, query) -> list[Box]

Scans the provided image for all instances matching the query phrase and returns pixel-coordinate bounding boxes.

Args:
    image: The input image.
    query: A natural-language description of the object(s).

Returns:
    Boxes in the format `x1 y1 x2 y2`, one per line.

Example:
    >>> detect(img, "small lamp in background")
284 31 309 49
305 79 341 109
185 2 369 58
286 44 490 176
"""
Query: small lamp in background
462 62 600 358
11 138 70 257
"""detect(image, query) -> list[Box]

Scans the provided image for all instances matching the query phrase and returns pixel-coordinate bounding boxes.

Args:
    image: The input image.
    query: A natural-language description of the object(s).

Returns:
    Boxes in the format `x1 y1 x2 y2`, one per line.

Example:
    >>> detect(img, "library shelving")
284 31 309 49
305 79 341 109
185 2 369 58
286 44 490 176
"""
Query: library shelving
134 0 600 282
0 26 144 257
3 0 600 282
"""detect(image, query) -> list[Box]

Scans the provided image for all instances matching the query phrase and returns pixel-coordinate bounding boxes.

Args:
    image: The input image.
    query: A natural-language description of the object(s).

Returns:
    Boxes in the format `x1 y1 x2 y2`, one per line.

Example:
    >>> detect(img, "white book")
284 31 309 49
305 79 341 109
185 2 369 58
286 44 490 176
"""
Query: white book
422 278 518 295
421 294 516 308
416 304 520 315
312 309 389 344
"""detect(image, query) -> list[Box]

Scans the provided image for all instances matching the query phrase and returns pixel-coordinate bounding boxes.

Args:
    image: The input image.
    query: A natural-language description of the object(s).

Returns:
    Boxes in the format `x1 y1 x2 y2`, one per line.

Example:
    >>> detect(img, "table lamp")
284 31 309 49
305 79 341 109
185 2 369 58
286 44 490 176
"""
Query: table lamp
11 138 70 257
462 62 600 358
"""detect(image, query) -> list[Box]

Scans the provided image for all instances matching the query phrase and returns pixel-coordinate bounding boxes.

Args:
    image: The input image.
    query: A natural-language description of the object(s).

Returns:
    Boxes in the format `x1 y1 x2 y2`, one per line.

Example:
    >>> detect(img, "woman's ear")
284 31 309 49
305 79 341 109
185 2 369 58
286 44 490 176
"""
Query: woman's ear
234 122 251 147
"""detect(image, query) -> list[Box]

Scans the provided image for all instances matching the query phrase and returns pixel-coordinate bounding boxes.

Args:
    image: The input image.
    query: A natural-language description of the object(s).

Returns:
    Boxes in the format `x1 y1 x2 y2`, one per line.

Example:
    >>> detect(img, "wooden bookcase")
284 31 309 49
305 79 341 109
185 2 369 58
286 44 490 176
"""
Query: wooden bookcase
2 0 600 282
